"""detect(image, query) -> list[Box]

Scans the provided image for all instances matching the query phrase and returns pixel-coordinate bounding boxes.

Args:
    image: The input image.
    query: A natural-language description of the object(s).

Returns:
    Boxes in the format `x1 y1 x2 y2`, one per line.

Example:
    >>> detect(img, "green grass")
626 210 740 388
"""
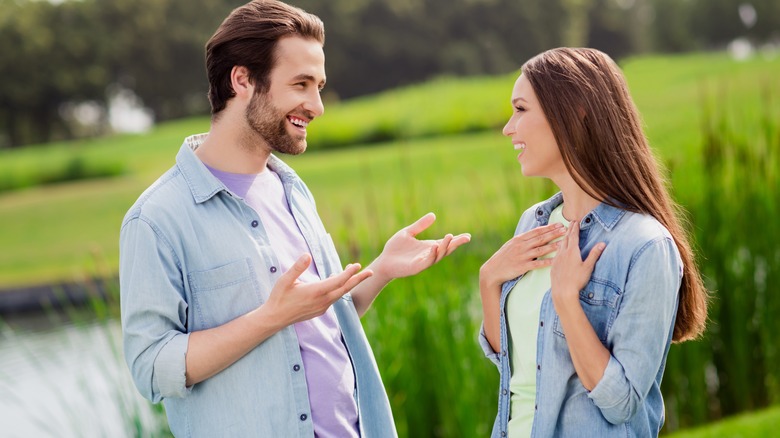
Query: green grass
1 50 779 436
1 51 778 288
665 405 780 438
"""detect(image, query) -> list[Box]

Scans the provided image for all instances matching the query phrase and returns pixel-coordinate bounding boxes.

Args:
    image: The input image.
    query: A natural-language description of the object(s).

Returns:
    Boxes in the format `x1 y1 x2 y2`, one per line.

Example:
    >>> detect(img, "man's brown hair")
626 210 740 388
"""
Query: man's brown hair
522 47 708 342
205 0 324 116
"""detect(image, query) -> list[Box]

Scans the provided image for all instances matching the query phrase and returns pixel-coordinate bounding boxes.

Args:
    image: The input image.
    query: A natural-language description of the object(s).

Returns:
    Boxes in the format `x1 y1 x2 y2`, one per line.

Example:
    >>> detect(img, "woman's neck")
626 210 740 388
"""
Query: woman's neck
555 175 601 221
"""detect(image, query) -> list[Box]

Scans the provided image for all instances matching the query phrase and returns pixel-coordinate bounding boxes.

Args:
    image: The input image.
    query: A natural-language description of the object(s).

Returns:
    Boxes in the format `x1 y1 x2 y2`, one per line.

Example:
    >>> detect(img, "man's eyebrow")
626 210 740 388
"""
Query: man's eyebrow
292 74 326 87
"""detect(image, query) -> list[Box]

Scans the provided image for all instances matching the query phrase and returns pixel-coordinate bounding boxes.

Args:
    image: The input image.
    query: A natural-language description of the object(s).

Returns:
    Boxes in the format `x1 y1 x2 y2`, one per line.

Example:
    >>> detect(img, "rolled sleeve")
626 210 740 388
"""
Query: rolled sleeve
479 323 501 367
587 356 632 423
152 332 191 399
587 237 681 424
120 214 190 403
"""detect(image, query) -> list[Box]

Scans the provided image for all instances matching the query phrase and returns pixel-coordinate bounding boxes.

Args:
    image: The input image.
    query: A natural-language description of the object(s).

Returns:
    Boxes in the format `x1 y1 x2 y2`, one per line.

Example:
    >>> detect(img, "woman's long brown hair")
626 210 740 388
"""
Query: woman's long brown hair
522 48 707 342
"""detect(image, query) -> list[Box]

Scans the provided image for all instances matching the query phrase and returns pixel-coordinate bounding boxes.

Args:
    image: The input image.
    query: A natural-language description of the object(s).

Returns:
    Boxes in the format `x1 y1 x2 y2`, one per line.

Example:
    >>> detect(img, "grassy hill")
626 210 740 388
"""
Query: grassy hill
1 50 777 289
1 50 779 436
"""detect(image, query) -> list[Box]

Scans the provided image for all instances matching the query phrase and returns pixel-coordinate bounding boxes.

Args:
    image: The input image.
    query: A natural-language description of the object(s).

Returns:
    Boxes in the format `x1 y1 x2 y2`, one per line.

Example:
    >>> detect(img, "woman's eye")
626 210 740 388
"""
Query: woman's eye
515 106 526 112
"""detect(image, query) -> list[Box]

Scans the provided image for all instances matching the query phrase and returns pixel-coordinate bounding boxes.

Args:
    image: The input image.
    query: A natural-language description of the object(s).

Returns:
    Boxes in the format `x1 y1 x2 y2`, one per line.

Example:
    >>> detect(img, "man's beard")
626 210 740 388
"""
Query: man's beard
245 92 307 156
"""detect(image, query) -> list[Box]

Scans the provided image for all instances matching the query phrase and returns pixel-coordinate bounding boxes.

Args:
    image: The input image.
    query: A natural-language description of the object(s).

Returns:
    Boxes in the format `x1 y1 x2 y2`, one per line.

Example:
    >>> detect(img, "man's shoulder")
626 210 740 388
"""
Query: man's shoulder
122 165 190 227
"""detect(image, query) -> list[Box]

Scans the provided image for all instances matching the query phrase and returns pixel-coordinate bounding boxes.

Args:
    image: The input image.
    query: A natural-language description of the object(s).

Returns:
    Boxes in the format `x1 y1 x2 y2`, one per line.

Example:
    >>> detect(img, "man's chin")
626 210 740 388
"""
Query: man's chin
274 140 307 156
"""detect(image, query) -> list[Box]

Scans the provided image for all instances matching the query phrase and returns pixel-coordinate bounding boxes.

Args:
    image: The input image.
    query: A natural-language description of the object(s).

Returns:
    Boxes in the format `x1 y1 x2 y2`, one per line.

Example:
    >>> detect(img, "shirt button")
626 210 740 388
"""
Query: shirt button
270 266 277 273
588 292 594 299
585 217 592 224
536 209 543 216
540 321 544 327
300 414 308 421
251 220 259 228
502 350 507 356
537 364 541 370
501 432 507 437
502 389 508 395
293 364 300 372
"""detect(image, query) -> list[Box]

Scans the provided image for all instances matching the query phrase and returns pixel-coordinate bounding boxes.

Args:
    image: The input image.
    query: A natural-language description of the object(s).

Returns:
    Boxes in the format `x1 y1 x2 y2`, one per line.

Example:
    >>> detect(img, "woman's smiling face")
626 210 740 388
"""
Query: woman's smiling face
502 74 566 180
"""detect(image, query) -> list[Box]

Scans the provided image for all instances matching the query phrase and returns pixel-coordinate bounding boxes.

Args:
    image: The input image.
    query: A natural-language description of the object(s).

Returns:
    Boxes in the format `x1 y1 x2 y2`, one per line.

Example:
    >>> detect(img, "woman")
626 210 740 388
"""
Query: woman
478 48 708 437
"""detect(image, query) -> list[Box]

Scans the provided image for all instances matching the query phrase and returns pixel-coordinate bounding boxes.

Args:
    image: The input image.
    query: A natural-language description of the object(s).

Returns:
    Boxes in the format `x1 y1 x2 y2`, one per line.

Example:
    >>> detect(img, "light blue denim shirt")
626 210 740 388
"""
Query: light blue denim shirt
120 134 397 438
480 192 682 437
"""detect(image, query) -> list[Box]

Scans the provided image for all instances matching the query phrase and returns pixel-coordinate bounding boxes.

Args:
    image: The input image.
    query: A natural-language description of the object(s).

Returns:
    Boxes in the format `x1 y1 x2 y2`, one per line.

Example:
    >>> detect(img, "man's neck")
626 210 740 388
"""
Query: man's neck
195 116 272 174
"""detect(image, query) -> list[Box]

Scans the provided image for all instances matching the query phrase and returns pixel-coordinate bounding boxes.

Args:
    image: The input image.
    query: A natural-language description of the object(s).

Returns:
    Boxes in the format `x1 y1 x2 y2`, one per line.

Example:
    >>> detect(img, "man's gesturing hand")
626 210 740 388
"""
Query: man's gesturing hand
372 212 471 281
265 254 373 327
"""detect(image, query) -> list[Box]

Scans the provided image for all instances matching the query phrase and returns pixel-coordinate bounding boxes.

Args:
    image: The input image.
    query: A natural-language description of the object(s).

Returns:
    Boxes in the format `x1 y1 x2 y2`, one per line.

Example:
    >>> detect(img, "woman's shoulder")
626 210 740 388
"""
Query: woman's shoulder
617 210 673 242
610 211 681 268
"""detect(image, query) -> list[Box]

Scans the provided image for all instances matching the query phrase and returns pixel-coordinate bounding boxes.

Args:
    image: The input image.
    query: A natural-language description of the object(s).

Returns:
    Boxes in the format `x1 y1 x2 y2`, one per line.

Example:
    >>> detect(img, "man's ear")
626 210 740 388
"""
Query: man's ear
230 66 254 99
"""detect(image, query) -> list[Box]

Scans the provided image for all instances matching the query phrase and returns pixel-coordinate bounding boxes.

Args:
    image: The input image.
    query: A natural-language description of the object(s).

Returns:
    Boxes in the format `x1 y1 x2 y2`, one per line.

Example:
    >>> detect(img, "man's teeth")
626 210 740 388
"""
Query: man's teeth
289 117 308 128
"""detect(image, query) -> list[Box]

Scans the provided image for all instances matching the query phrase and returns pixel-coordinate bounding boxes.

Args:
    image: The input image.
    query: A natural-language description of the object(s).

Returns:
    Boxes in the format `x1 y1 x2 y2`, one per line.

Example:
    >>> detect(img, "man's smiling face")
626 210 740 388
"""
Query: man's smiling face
245 35 326 155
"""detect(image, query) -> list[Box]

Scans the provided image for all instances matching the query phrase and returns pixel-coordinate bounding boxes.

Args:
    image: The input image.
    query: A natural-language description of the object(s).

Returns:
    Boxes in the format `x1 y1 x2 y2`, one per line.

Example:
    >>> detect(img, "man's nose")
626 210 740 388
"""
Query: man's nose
305 89 324 117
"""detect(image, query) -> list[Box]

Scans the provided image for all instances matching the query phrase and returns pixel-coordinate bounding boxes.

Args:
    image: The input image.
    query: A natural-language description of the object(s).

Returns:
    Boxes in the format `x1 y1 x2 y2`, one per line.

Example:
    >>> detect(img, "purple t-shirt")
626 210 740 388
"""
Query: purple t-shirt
207 164 359 437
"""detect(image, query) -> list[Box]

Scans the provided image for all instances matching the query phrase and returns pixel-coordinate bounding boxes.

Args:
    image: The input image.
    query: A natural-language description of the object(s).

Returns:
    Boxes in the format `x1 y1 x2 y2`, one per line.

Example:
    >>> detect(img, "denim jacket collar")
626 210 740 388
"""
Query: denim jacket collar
177 133 300 205
534 191 626 231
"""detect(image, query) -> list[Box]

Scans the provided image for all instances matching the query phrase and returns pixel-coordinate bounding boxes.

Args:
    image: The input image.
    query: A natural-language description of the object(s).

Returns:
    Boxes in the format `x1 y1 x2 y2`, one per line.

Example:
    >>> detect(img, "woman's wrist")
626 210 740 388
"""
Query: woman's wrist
551 286 582 315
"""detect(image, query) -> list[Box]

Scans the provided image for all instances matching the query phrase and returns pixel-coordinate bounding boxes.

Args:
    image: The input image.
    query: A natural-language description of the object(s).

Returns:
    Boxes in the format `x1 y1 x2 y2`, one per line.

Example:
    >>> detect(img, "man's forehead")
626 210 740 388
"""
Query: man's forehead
273 36 326 79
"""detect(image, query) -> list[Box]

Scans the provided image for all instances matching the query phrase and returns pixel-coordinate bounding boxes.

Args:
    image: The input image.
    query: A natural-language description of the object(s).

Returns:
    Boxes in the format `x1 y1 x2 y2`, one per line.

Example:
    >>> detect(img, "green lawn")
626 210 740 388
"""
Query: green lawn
1 50 779 436
0 51 778 289
665 406 780 437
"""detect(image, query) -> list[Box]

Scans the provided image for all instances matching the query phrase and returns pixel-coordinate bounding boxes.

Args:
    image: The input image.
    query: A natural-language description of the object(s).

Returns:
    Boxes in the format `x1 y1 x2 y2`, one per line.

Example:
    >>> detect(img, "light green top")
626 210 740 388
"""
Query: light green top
506 204 567 437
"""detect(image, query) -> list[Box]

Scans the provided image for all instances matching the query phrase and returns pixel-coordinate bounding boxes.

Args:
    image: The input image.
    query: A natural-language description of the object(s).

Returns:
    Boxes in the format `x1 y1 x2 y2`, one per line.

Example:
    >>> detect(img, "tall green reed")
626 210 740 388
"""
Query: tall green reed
10 83 777 435
662 83 780 430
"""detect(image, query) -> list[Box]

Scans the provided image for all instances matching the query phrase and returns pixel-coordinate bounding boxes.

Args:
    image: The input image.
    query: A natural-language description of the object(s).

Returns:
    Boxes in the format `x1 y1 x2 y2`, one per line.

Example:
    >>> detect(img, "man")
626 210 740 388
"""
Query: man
119 1 470 437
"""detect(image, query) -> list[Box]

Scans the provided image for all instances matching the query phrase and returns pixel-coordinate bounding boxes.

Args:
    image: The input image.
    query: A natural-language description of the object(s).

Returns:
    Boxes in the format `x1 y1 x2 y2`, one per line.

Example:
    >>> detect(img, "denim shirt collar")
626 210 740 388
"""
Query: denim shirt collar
176 133 300 204
534 191 626 231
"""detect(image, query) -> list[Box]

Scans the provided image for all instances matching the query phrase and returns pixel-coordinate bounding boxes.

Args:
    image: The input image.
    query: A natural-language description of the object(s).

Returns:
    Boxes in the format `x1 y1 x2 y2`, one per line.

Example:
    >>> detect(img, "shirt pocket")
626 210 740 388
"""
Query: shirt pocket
188 258 261 330
553 277 621 343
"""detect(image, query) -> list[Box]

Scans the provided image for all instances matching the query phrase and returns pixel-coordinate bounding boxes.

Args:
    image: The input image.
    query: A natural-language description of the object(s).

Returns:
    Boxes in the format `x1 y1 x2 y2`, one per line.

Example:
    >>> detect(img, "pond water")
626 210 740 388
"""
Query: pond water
0 312 168 437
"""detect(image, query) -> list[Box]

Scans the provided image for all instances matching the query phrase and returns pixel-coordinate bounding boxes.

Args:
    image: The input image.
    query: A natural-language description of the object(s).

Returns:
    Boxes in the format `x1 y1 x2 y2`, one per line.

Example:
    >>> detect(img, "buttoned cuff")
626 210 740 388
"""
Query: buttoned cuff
152 333 192 400
478 323 501 367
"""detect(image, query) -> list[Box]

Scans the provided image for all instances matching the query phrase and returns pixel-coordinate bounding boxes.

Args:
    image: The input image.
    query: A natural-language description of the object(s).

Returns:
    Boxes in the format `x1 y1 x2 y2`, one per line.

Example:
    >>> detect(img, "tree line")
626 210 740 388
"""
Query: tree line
1 0 777 148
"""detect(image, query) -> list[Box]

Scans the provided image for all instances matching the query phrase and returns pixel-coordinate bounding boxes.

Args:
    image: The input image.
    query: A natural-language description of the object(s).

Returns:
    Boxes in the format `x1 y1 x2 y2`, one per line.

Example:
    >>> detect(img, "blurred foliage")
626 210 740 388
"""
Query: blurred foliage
1 0 779 149
0 52 779 435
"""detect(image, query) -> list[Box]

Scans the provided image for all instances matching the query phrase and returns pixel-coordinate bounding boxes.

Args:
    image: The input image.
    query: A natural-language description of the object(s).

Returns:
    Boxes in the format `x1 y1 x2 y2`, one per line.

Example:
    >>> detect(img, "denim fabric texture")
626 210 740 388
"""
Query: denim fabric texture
479 192 682 438
120 135 397 437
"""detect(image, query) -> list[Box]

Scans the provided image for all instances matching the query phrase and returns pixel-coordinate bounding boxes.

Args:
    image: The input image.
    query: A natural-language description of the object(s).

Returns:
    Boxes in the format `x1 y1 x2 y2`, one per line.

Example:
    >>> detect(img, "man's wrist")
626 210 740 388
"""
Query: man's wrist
366 258 393 285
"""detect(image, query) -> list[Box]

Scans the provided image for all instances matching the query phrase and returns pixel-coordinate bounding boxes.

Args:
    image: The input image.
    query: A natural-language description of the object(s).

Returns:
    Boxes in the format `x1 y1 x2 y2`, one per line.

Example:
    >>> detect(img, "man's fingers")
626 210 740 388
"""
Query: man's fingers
324 268 373 302
322 263 362 289
434 234 453 263
278 254 312 289
336 269 373 296
444 233 471 256
405 212 436 237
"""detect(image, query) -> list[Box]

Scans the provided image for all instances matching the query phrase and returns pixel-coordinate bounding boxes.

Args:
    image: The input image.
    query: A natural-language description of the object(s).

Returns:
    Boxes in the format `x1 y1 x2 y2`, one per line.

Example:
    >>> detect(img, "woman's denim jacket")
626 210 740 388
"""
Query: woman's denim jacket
480 192 682 437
